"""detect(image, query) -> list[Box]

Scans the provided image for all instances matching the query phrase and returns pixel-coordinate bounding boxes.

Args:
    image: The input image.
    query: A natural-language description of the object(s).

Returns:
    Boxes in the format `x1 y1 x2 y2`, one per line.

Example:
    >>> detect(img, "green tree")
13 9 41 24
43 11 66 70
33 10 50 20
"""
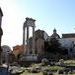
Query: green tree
47 37 61 53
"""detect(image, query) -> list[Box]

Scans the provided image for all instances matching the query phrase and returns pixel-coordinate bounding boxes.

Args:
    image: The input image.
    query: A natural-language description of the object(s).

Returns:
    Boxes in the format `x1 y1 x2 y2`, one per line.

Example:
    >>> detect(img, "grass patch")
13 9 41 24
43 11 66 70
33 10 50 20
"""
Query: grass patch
21 71 43 75
64 60 75 64
64 60 75 66
49 66 65 71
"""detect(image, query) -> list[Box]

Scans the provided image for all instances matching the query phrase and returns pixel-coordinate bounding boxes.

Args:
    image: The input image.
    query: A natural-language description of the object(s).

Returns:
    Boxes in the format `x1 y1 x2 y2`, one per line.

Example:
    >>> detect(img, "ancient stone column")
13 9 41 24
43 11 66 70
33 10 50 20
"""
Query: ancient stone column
23 17 36 55
23 25 25 54
27 26 29 54
32 26 35 54
23 25 25 46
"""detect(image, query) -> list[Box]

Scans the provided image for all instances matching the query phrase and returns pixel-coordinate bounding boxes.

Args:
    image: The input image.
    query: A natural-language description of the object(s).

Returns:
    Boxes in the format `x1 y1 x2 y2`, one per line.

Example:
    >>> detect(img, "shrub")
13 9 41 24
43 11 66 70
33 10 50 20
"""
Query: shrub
41 58 49 66
49 66 64 72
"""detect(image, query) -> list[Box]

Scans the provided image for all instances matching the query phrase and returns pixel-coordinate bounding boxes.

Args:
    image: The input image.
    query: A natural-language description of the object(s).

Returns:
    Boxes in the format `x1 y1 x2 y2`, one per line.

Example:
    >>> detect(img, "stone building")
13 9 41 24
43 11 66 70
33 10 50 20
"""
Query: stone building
36 38 44 54
0 8 3 46
50 29 75 56
13 45 25 58
0 8 3 64
35 29 48 54
35 29 48 40
60 33 75 56
50 29 60 39
59 38 74 55
29 29 48 55
47 29 60 44
1 45 12 64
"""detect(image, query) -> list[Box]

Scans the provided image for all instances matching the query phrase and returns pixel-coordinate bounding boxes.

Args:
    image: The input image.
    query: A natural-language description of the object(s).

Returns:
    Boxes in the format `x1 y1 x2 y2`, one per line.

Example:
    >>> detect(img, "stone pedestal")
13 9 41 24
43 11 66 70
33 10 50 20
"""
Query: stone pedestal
20 54 38 62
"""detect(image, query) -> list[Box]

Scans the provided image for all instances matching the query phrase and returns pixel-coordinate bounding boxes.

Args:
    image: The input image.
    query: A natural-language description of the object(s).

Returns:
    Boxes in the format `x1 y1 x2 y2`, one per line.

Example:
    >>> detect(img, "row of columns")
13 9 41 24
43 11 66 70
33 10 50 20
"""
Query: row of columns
23 18 35 55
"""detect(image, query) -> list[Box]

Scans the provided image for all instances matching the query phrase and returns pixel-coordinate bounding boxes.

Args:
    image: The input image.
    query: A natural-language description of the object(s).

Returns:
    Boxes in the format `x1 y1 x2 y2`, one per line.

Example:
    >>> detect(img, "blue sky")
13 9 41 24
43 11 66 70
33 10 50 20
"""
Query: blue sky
0 0 75 48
